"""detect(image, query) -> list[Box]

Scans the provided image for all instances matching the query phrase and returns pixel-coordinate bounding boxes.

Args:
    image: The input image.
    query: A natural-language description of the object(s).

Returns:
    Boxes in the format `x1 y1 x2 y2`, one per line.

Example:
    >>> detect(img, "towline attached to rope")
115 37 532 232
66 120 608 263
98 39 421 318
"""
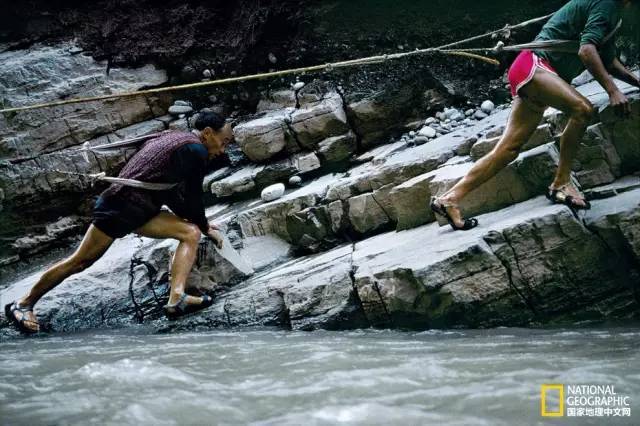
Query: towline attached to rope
0 12 557 115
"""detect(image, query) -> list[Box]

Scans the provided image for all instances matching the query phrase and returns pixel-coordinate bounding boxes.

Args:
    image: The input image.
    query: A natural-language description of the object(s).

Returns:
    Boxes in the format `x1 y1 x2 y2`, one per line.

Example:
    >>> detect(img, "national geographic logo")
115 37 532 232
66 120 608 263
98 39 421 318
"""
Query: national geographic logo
541 384 632 418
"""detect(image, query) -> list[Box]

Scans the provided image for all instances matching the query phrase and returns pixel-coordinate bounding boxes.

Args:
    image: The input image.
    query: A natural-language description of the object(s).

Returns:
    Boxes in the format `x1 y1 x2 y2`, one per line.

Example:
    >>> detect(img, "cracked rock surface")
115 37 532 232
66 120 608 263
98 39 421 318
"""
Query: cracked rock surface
1 52 639 336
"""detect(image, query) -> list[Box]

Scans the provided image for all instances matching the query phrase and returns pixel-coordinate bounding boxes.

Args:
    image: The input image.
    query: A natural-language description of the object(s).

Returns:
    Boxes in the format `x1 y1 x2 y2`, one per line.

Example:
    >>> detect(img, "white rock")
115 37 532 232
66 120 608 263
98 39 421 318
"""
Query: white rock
436 112 445 121
474 110 489 120
203 69 212 78
481 100 495 114
292 81 305 91
261 183 286 202
451 112 465 122
425 117 437 125
418 126 437 138
465 109 475 116
414 136 429 145
268 53 278 64
444 108 458 119
174 100 190 106
169 105 193 115
289 176 303 186
295 152 321 173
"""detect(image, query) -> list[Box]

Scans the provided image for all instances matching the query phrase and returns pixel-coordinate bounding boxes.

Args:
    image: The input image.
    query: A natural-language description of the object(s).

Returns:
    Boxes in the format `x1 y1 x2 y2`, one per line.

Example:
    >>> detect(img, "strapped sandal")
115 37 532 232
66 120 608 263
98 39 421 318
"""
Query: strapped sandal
4 301 39 334
546 184 591 210
430 198 479 231
163 293 214 321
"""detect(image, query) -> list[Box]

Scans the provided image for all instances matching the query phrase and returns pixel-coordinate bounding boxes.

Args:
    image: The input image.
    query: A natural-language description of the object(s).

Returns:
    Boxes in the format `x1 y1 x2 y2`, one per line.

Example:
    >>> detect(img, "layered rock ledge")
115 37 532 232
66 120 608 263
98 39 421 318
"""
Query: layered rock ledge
1 46 638 337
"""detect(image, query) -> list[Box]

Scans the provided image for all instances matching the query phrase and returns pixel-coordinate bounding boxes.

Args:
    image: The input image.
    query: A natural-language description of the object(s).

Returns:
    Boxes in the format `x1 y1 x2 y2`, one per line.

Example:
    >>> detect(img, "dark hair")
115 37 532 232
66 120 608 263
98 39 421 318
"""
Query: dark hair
194 111 226 131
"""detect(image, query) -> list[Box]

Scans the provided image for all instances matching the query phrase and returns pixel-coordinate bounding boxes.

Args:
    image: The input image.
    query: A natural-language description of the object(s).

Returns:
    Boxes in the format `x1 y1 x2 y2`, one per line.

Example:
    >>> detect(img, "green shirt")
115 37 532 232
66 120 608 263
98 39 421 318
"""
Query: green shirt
535 0 620 82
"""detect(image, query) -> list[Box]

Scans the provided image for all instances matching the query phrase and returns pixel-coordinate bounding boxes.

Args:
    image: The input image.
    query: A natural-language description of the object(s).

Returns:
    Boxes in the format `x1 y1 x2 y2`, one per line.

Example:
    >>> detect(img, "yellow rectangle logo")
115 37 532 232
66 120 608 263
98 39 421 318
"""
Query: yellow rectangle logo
541 384 564 417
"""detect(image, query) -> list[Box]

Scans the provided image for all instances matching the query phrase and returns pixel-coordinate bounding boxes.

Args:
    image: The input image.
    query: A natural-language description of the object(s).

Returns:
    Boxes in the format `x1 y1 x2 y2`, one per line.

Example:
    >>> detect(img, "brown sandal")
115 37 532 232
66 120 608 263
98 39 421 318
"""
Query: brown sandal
430 198 479 231
163 294 214 321
547 184 591 210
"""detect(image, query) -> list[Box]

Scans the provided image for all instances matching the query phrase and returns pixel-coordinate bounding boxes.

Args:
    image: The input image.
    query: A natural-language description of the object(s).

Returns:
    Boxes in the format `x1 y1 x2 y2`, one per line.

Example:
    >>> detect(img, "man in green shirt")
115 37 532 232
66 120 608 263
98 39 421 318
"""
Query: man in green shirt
431 0 640 231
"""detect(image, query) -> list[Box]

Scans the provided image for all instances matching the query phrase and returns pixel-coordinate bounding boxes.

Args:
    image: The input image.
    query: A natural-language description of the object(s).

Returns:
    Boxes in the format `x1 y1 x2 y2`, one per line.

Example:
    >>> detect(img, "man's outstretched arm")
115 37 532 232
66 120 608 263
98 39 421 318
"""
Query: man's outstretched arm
578 44 630 115
608 58 640 88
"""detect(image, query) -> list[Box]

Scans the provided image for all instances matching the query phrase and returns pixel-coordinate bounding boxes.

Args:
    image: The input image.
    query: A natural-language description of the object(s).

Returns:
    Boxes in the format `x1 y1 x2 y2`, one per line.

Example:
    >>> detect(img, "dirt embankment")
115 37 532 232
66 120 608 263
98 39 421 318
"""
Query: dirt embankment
1 0 637 108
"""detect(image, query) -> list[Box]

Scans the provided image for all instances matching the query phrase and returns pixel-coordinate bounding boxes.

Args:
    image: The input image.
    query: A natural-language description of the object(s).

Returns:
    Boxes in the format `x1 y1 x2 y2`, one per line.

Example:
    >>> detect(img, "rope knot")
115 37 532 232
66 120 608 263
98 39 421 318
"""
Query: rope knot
493 41 505 54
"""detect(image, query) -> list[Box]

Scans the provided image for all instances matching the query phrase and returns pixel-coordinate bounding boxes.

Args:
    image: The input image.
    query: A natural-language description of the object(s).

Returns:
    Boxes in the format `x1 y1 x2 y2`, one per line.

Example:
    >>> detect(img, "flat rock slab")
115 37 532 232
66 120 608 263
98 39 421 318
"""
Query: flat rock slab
352 195 639 328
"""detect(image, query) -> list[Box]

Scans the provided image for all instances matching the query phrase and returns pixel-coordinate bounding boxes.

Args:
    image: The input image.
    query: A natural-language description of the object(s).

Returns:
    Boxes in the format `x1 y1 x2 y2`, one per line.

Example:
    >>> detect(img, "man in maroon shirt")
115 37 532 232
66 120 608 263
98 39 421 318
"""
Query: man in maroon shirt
6 111 233 332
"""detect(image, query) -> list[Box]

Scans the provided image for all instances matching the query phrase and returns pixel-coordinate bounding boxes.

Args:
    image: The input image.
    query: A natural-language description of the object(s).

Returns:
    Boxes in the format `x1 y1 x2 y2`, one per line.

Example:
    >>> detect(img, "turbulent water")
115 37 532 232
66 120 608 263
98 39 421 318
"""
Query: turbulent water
0 327 638 425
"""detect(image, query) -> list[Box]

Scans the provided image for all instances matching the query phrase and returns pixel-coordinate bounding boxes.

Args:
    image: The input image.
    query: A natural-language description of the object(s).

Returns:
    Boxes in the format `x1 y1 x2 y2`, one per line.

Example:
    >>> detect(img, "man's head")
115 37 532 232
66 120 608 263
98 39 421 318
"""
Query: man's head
194 111 233 159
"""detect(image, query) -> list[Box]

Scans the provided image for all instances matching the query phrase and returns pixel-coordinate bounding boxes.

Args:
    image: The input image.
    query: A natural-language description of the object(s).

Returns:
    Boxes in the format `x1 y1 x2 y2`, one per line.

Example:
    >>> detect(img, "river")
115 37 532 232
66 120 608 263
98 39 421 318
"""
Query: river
1 326 638 425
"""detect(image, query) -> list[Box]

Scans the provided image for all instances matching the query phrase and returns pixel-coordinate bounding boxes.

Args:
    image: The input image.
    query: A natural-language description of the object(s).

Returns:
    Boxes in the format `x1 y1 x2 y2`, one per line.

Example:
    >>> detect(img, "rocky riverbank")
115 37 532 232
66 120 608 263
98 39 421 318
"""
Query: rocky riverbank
1 50 638 337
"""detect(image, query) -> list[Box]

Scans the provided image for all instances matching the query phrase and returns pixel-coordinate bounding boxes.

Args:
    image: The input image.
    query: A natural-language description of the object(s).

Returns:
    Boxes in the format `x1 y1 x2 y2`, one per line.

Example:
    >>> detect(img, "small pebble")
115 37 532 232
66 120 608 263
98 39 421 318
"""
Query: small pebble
451 112 465 122
418 126 437 138
474 110 489 120
481 100 495 114
292 81 305 91
169 105 193 115
425 117 437 125
268 53 278 64
444 108 458 119
465 109 475 116
414 136 429 145
174 100 190 106
289 176 303 186
202 69 212 78
261 183 286 202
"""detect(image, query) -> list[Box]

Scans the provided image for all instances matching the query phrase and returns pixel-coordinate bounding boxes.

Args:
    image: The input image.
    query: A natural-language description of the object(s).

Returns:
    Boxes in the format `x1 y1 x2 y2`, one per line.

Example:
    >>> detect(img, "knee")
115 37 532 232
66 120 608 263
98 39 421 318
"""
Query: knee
570 100 594 124
179 224 202 245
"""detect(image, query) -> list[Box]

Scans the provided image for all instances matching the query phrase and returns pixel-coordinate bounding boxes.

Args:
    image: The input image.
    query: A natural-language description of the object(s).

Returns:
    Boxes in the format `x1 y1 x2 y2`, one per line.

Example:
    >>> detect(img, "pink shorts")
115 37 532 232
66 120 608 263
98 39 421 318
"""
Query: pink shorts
508 50 558 98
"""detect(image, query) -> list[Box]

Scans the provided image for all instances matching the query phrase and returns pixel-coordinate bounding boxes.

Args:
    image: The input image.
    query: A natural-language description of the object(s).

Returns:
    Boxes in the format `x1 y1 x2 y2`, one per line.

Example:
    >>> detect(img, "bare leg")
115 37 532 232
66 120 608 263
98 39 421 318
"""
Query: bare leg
134 211 204 306
437 67 594 227
438 97 544 227
521 70 594 206
15 225 114 331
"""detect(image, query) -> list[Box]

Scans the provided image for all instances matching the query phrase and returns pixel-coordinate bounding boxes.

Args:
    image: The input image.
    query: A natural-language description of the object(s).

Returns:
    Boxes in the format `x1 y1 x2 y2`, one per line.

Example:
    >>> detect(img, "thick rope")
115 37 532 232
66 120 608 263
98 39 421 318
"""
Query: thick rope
0 13 555 114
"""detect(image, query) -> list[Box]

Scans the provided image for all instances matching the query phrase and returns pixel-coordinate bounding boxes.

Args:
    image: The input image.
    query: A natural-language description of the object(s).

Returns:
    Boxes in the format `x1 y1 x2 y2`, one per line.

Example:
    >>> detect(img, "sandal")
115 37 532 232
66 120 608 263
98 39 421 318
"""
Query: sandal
4 301 39 334
546 184 591 210
163 293 214 321
430 198 479 231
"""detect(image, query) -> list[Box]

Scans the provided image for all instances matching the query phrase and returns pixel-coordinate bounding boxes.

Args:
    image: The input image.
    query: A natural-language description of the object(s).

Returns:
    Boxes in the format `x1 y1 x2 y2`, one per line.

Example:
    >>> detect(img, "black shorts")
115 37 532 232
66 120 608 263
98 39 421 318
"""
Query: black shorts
92 195 160 239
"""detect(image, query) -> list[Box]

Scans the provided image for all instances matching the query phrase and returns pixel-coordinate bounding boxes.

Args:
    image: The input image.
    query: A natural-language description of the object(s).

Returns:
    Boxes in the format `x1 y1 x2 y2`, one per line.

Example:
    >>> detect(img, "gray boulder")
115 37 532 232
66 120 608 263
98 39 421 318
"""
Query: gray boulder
234 112 294 162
